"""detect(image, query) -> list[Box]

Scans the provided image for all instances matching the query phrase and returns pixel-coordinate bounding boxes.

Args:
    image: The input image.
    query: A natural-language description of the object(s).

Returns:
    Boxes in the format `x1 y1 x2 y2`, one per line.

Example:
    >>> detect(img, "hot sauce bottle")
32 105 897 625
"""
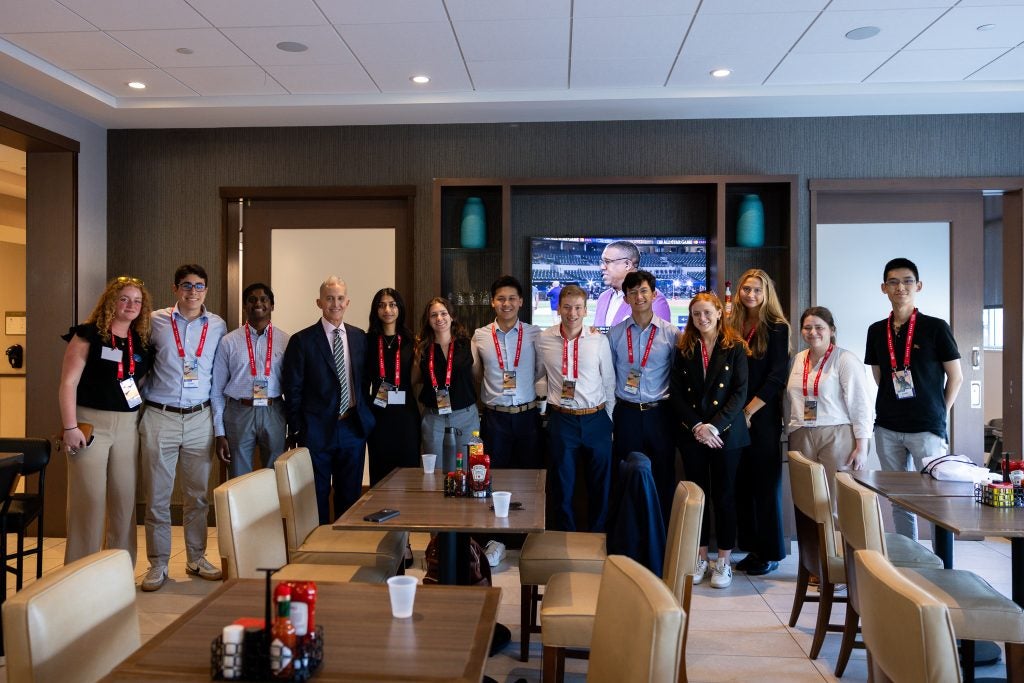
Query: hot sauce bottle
270 584 296 679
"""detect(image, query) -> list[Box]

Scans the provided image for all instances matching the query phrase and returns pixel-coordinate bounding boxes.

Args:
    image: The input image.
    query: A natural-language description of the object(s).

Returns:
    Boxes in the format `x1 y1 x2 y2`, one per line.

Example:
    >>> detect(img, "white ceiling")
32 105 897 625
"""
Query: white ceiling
1 0 1023 129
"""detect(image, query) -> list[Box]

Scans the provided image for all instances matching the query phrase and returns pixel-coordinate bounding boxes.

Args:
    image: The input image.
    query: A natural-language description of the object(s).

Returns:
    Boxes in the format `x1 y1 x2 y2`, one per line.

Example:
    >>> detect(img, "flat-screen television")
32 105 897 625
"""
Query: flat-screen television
529 236 708 331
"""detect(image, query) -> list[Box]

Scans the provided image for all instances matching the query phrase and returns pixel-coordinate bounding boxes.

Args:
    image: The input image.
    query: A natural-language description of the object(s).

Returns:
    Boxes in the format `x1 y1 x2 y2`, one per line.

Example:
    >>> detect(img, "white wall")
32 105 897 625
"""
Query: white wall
984 349 1002 424
0 81 107 313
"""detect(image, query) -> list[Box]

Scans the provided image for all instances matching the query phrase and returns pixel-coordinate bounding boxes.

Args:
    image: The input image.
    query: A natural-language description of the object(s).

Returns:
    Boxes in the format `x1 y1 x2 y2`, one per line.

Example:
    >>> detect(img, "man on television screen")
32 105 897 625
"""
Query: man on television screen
593 240 671 329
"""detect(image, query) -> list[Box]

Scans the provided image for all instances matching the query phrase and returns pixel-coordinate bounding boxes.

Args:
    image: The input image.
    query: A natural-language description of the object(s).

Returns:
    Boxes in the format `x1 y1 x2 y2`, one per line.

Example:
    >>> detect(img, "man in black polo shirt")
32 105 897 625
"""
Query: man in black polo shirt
864 257 962 540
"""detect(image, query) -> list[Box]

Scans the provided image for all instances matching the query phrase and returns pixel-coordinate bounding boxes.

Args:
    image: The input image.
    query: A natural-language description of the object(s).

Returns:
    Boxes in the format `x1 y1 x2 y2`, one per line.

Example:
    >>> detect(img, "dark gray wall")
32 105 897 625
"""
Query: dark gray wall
107 114 1024 315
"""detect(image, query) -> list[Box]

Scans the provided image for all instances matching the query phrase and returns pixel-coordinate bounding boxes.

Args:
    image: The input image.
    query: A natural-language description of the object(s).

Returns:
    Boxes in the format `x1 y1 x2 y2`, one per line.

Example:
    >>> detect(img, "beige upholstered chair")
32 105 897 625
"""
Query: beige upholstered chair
2 549 140 683
274 447 406 575
835 471 1024 682
214 469 386 583
855 549 961 683
541 481 704 683
833 472 945 675
518 528 607 661
586 555 684 683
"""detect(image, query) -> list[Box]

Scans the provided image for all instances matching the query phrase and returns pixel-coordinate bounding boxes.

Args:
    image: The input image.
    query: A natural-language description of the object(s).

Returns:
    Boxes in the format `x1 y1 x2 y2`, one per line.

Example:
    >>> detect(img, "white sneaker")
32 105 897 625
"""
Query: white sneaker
185 556 222 581
483 540 506 567
692 558 710 585
710 558 733 589
141 565 168 592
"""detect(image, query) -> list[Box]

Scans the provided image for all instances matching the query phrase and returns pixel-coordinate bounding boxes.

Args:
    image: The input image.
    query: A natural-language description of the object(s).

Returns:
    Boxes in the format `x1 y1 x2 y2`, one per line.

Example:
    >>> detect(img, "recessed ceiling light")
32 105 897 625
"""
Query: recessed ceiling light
845 26 881 40
410 75 430 84
176 47 194 55
977 23 996 31
276 41 308 53
710 68 732 78
127 81 146 89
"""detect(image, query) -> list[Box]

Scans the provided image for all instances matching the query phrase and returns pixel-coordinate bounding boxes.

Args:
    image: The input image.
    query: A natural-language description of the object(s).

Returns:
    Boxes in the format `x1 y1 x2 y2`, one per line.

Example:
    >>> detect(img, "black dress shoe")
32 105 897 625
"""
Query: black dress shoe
735 553 759 572
745 559 779 576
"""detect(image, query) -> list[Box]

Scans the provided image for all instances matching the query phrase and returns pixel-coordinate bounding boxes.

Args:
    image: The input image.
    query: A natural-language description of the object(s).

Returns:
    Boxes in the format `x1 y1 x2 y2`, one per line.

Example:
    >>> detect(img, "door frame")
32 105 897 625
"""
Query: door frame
810 177 1024 462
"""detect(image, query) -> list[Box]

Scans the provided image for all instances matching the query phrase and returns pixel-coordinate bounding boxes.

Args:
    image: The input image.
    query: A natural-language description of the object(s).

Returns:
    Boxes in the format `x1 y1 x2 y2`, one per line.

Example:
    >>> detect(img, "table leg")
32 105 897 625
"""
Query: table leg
438 532 511 657
438 532 457 586
933 525 954 569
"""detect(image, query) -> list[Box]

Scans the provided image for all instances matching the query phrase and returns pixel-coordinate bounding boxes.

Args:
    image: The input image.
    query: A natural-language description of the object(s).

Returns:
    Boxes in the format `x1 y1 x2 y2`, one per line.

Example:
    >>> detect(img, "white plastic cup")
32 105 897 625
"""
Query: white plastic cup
492 491 512 518
387 575 418 618
421 453 437 474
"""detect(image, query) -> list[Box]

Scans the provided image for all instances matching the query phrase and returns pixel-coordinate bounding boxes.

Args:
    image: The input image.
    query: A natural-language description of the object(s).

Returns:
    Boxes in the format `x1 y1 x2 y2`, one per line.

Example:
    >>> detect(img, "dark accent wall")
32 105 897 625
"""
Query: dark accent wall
108 115 1024 314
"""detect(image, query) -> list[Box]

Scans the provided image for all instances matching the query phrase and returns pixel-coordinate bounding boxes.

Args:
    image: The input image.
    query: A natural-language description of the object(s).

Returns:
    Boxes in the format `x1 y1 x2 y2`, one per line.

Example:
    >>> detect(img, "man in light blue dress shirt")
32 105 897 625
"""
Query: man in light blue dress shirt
212 283 289 478
608 270 680 525
139 264 227 592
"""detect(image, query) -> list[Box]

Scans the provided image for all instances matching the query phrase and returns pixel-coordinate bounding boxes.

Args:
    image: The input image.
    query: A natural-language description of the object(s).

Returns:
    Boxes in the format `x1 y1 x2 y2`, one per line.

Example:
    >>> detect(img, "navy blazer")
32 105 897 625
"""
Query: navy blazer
281 320 375 448
669 337 750 450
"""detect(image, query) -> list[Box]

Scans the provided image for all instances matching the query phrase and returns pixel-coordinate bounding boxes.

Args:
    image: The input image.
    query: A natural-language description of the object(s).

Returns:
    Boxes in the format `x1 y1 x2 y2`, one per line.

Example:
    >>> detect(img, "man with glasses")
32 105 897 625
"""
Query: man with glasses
865 257 963 540
593 240 671 329
140 264 227 591
211 283 289 478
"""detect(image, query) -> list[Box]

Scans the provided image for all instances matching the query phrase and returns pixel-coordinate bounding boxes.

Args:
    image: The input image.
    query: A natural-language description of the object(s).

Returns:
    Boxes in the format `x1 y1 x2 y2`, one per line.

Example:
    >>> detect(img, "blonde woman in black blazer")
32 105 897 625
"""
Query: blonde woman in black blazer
669 292 750 589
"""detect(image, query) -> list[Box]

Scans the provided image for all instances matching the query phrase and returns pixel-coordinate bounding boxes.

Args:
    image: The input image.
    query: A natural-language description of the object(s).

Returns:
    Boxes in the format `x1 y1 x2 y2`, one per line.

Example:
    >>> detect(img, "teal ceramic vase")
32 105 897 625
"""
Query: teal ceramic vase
736 194 765 248
460 197 487 249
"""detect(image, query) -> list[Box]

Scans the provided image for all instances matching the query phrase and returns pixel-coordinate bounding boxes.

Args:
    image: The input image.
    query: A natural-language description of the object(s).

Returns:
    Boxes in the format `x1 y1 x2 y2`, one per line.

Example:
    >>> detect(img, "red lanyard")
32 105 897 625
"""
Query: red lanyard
802 344 834 397
700 339 711 375
491 322 523 371
171 315 209 359
428 340 454 390
886 308 917 371
627 323 657 368
112 333 135 380
560 327 580 380
378 335 402 385
244 324 273 378
745 325 757 345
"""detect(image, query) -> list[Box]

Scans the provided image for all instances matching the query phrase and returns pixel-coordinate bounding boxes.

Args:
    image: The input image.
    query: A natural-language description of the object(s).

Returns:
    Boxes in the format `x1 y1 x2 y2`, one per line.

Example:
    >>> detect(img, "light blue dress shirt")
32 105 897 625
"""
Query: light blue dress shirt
608 314 679 403
471 320 541 407
211 323 290 436
142 305 227 408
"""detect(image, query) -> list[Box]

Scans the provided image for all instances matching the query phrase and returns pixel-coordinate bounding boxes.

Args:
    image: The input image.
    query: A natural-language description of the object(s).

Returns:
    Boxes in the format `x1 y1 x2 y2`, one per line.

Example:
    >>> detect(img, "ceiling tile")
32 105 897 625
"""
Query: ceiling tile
574 0 700 17
363 60 471 92
317 0 448 24
698 0 828 13
70 67 197 96
263 63 378 94
469 59 566 90
968 45 1024 80
0 0 96 32
572 15 690 61
793 8 948 53
184 0 328 28
57 0 210 31
867 47 1008 82
338 21 461 63
667 52 778 86
109 28 253 67
2 31 153 69
221 25 356 65
445 0 569 21
456 19 569 62
907 6 1024 49
573 58 673 88
768 50 892 84
164 65 287 95
682 11 818 56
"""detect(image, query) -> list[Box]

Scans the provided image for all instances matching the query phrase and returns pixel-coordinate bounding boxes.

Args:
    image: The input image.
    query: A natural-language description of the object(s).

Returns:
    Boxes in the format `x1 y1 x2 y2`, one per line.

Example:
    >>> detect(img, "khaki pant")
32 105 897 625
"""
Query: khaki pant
64 406 140 565
788 423 859 511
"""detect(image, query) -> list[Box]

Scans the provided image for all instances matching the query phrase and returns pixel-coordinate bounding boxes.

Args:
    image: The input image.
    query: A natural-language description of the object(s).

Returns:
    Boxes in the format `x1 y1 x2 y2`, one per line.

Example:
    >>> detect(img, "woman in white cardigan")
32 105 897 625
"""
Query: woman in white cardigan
785 306 873 505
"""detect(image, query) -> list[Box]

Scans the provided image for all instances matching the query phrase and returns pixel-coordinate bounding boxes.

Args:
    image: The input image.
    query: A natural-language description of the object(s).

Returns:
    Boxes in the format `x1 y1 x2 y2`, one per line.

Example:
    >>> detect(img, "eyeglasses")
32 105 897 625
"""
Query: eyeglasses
884 278 917 289
600 257 631 267
177 282 207 291
116 276 144 286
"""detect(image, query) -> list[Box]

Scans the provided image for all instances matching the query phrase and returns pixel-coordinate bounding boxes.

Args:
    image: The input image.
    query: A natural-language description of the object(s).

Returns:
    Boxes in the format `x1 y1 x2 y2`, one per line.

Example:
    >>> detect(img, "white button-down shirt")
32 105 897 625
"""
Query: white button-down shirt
535 324 616 418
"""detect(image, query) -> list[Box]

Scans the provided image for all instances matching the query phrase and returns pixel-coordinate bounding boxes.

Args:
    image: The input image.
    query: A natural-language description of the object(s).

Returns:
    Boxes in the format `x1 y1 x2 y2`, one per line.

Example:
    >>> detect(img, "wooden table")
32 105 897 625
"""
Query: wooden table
104 579 501 682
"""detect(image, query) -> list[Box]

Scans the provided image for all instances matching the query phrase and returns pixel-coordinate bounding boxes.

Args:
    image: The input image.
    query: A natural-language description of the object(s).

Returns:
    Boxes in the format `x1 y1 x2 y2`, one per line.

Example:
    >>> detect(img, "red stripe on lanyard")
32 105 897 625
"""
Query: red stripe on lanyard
492 322 523 371
627 323 657 369
378 335 402 386
700 339 710 376
802 343 834 397
429 339 454 390
745 325 757 345
886 308 917 371
113 333 135 380
171 315 209 359
560 326 579 380
245 323 273 378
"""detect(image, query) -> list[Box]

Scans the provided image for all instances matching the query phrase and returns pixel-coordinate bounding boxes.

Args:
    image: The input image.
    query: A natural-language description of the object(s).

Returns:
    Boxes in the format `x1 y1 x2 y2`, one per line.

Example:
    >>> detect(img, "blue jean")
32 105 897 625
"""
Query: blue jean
548 410 613 532
875 425 947 540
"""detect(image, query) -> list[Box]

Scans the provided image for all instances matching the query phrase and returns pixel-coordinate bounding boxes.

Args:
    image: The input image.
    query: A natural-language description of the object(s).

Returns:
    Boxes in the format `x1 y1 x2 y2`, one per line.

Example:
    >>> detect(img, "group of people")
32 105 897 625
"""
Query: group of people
57 254 961 594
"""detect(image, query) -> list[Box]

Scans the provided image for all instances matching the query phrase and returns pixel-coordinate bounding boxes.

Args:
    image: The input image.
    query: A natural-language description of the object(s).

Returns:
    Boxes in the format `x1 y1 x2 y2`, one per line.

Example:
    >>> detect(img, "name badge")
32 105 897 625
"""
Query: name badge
252 378 269 406
120 377 143 408
624 367 642 395
892 370 916 400
182 359 200 388
374 381 394 408
101 346 122 362
502 370 517 395
388 389 406 405
435 388 453 415
560 379 577 405
803 398 818 425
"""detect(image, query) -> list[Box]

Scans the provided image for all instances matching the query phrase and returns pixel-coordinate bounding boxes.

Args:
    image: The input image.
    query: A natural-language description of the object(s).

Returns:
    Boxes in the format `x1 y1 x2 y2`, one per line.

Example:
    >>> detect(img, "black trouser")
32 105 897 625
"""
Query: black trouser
480 406 542 469
681 441 741 549
735 406 786 561
612 401 676 527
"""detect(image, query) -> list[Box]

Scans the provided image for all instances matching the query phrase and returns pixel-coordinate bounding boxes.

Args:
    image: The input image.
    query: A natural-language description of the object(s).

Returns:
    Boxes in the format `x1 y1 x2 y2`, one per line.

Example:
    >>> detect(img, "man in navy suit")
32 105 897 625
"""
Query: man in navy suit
282 276 375 523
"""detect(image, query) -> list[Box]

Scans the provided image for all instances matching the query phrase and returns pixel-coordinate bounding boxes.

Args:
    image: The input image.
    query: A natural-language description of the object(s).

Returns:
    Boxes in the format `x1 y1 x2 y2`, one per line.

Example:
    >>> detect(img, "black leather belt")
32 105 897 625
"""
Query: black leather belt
234 397 280 407
485 401 538 414
144 400 211 414
618 400 662 412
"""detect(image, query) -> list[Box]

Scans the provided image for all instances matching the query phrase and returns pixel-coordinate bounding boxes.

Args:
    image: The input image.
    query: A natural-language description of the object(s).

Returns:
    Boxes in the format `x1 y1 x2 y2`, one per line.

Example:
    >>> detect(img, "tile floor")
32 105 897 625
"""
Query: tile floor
0 529 1015 682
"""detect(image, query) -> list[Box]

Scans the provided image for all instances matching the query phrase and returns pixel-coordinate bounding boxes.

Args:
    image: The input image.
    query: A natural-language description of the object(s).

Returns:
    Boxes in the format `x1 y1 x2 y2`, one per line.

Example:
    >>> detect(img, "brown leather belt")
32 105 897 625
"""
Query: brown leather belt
234 397 279 407
485 401 539 414
144 400 211 414
547 403 605 416
618 400 662 412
